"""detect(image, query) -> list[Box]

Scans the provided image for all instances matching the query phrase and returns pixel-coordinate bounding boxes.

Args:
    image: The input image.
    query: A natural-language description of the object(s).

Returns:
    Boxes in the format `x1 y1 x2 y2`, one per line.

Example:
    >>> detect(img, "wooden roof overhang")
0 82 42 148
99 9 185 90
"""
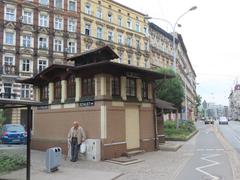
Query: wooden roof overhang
155 98 177 110
18 61 174 85
17 64 74 85
73 61 175 81
67 46 119 66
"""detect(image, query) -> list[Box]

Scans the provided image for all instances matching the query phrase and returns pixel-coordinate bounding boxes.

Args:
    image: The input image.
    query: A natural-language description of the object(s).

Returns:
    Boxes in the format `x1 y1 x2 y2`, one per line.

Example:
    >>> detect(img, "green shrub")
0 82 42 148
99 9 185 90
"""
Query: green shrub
164 120 196 140
0 153 26 174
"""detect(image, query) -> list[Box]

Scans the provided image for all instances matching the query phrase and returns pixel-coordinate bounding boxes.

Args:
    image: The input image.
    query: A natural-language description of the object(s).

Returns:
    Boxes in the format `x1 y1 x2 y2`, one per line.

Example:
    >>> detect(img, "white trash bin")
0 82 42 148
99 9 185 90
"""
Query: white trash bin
46 147 62 173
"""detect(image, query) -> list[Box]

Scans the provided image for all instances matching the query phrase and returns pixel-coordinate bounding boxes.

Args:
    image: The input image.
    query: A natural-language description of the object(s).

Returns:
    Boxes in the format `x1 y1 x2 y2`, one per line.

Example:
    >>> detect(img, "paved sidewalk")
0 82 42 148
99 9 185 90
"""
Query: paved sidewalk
0 135 197 180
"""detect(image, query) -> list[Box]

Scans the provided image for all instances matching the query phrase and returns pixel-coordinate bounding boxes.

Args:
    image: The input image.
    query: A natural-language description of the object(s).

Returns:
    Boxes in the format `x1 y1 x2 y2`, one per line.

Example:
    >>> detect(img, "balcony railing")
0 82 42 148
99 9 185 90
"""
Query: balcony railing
0 65 17 76
0 93 17 99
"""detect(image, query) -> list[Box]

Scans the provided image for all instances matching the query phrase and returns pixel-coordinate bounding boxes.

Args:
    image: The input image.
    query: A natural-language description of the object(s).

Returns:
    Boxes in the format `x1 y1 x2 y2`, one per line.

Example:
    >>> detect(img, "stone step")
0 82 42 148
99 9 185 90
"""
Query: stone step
125 150 145 157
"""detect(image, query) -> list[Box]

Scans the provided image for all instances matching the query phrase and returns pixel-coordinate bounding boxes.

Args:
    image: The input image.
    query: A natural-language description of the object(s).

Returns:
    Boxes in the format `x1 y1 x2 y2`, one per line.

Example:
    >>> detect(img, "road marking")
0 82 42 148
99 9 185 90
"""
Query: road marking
195 154 221 180
196 148 224 152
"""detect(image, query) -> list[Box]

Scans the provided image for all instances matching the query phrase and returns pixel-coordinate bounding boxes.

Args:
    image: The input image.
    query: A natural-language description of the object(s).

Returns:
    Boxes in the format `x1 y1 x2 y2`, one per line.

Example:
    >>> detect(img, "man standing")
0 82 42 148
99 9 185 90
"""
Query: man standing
68 121 86 162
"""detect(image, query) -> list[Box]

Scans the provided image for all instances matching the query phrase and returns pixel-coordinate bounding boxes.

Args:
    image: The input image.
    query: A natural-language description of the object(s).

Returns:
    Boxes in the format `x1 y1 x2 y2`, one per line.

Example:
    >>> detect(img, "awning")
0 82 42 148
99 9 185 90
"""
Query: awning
155 98 177 110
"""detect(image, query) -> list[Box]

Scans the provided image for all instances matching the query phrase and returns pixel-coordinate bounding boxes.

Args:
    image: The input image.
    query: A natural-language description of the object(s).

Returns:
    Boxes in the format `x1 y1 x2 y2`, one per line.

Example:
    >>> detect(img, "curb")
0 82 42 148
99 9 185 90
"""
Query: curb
165 130 199 141
159 143 182 152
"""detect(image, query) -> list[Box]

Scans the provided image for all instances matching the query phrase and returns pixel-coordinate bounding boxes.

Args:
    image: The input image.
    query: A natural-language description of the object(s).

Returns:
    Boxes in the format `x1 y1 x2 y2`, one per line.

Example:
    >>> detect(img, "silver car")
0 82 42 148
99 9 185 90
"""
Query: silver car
219 117 228 125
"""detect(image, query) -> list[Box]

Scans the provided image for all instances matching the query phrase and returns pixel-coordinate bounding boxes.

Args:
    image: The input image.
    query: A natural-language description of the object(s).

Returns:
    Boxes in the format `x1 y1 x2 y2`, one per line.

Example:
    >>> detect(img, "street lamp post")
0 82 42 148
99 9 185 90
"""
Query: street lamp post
145 6 197 72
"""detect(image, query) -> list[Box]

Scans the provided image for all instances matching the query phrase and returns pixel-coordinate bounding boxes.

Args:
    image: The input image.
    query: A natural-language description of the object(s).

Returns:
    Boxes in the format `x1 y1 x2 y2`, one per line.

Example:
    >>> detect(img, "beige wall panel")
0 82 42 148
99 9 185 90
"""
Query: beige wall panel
125 106 140 149
33 108 101 141
139 107 154 139
106 107 126 144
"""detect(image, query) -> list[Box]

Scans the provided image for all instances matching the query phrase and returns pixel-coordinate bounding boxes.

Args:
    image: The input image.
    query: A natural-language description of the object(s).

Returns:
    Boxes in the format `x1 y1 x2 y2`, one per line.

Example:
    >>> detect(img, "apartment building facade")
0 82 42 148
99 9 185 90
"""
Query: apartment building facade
229 84 240 120
80 0 150 68
0 0 81 123
149 22 197 120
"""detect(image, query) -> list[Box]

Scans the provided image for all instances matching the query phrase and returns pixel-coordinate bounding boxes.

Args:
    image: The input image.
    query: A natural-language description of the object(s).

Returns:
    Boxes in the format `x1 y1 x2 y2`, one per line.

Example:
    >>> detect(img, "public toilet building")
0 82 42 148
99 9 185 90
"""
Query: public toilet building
19 46 172 160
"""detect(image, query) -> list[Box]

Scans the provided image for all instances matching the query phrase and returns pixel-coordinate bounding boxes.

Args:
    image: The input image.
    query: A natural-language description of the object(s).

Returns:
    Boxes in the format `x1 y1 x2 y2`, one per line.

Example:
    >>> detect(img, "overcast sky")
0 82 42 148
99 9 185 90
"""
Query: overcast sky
115 0 240 106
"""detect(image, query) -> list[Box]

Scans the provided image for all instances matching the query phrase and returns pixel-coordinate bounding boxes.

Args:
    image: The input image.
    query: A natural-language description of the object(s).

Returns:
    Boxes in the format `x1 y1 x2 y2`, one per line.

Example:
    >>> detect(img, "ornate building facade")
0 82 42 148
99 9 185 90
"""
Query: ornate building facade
0 0 81 123
149 22 197 120
80 0 150 68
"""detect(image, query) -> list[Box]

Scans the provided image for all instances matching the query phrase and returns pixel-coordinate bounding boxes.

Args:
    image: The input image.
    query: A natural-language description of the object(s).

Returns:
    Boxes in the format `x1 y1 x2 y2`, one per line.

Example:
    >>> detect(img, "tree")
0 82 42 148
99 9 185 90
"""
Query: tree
195 95 202 116
155 67 184 111
0 110 6 127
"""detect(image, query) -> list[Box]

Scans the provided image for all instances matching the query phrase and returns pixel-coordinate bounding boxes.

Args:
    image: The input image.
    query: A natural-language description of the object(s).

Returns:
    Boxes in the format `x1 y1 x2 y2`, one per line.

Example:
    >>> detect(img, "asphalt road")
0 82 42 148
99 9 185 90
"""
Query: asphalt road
217 120 240 154
176 121 233 180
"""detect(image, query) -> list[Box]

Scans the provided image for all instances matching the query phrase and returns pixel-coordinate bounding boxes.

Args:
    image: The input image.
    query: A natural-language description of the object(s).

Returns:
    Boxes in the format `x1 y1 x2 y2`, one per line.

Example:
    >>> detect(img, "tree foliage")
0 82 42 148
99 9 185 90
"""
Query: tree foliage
195 95 202 109
195 95 202 116
155 67 184 110
0 110 6 127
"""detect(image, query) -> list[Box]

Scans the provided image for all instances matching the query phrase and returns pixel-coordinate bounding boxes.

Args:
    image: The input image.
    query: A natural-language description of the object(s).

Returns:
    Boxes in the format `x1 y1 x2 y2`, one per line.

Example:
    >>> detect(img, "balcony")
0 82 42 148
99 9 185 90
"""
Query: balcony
0 65 17 76
0 93 17 99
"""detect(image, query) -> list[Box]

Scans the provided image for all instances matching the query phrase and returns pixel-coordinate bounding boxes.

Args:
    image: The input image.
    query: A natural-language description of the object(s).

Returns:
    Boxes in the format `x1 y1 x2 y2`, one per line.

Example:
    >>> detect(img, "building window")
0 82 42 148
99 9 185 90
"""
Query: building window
38 59 48 73
142 81 148 99
136 39 141 50
4 55 14 65
21 84 30 99
39 36 48 49
55 0 63 9
144 58 148 68
39 13 48 27
118 16 122 26
108 12 113 22
96 27 103 39
40 85 48 101
54 81 61 100
21 59 31 72
144 42 149 51
112 77 120 96
68 18 76 32
22 34 31 48
144 26 148 35
85 43 91 51
127 18 132 29
55 16 63 30
108 31 113 42
127 54 132 65
68 0 76 11
96 8 102 19
136 21 140 32
40 0 48 5
23 10 33 24
5 6 16 21
54 38 63 52
118 33 123 45
118 51 123 63
126 36 132 47
3 55 15 75
126 78 136 97
84 23 91 36
82 78 95 96
4 31 15 45
68 41 76 53
67 75 75 98
85 4 91 14
136 56 140 66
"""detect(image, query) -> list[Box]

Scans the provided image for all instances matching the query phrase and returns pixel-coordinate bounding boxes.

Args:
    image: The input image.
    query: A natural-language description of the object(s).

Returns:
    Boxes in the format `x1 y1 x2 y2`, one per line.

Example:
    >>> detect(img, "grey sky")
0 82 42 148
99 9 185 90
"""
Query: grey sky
115 0 240 106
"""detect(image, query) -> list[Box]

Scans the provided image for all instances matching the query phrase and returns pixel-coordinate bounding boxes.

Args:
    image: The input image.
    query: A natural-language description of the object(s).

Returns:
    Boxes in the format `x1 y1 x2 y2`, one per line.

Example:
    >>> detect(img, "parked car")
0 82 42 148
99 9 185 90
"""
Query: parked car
1 124 27 144
219 117 228 125
205 117 214 124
